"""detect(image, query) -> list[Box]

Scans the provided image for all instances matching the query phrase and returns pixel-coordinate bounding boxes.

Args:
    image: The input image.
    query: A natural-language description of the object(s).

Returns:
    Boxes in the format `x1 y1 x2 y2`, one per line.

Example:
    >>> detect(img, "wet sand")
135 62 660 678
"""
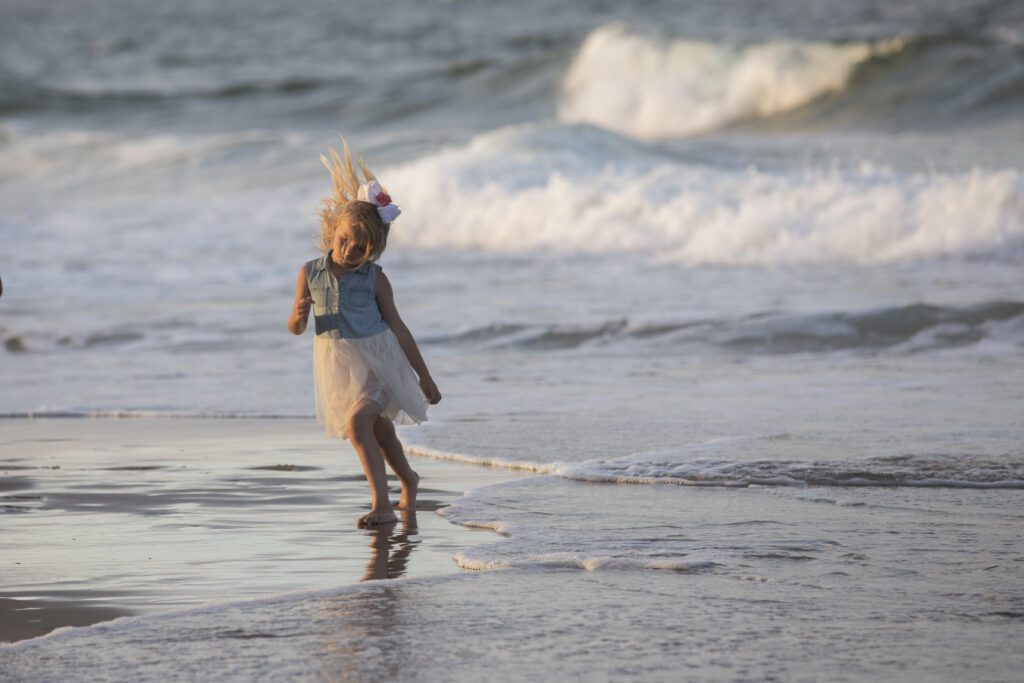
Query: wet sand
0 418 524 644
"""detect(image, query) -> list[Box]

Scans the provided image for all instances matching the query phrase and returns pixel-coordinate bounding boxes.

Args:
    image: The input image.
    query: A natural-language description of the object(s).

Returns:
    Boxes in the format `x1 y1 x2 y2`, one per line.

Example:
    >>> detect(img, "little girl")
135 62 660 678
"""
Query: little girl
287 140 441 528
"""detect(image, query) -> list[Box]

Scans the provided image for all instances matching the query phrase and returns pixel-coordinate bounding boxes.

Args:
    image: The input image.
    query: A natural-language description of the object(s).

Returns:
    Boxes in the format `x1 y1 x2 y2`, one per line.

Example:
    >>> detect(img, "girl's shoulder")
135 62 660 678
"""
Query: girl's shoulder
366 261 384 287
304 254 327 274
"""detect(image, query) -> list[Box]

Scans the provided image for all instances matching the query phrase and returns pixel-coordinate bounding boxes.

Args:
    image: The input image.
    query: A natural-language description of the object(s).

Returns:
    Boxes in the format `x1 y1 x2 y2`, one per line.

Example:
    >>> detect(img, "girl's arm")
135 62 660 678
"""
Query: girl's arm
287 266 312 335
376 272 442 404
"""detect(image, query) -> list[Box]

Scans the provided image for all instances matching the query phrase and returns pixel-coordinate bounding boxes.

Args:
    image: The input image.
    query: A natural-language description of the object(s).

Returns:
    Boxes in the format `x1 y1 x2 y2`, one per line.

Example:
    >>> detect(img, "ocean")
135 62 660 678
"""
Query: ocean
2 0 1023 679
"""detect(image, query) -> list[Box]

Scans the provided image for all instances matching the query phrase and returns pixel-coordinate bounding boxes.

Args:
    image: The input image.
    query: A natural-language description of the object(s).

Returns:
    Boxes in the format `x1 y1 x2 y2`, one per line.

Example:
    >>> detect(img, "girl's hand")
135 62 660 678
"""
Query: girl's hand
420 376 442 404
288 266 313 335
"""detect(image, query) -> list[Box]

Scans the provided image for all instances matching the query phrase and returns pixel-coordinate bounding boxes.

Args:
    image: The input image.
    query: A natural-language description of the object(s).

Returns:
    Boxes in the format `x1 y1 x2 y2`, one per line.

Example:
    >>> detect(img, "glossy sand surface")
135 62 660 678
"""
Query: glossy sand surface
0 418 524 643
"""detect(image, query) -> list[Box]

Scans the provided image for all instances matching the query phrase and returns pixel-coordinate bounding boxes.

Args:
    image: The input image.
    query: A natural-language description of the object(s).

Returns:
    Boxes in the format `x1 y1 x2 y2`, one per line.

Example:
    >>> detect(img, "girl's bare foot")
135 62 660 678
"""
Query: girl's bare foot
358 506 398 528
397 471 419 510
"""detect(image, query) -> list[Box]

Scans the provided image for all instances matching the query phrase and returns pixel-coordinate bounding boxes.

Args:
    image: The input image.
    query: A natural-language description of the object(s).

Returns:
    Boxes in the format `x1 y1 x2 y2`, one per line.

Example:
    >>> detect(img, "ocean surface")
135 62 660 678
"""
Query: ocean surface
2 0 1023 679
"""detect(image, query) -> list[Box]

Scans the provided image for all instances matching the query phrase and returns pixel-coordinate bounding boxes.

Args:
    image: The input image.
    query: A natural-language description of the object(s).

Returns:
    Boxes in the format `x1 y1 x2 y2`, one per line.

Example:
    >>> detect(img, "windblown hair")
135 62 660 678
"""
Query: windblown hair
317 138 390 263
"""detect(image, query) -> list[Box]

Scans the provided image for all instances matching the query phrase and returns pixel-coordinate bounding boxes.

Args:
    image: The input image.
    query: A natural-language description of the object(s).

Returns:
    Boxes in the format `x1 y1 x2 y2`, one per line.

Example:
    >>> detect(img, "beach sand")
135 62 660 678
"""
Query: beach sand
0 417 524 645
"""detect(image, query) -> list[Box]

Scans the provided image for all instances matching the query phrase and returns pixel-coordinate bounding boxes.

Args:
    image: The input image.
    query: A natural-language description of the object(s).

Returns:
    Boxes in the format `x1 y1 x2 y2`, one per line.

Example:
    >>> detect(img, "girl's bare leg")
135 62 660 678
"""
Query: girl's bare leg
373 416 419 509
348 409 398 527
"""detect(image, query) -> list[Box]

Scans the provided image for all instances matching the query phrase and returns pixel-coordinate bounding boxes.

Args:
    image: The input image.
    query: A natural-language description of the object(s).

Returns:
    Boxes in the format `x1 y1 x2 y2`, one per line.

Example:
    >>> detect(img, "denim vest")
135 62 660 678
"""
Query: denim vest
304 253 389 339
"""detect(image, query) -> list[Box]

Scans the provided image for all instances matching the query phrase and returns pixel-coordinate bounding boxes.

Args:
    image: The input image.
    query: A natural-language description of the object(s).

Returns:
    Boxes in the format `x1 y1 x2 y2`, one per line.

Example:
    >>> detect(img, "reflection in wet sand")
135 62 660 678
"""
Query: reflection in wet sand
362 510 420 582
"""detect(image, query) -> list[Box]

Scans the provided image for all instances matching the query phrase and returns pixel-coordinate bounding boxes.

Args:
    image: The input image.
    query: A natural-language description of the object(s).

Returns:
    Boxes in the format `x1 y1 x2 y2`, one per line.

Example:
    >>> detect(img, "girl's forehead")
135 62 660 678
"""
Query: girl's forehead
335 222 364 240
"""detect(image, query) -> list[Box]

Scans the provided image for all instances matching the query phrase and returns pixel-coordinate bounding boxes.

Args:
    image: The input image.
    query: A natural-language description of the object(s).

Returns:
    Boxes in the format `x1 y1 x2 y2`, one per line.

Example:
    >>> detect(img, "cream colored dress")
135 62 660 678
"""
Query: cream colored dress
313 328 429 440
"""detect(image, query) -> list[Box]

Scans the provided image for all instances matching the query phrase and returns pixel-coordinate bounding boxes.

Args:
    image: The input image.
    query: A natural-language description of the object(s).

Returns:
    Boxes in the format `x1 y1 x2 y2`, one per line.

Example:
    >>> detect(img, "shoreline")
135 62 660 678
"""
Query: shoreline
0 417 526 644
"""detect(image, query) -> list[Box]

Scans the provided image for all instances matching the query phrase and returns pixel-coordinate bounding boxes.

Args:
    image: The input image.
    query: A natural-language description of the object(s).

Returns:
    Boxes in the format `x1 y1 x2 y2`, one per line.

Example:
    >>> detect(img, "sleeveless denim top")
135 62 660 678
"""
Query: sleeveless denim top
304 253 389 339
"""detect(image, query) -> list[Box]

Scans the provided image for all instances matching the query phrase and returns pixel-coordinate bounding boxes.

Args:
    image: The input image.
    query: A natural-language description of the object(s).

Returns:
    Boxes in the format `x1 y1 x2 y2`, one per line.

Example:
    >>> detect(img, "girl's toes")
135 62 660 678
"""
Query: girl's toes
358 510 397 527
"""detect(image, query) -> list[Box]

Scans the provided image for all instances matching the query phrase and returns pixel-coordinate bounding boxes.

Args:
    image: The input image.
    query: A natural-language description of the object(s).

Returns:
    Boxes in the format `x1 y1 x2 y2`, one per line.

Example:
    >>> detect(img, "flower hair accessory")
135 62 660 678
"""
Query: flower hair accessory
358 179 401 224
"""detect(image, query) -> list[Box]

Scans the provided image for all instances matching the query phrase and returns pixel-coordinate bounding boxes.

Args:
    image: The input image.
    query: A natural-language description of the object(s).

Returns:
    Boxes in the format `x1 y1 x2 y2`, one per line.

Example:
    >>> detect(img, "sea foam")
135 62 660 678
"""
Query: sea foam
405 442 1024 490
561 452 1024 489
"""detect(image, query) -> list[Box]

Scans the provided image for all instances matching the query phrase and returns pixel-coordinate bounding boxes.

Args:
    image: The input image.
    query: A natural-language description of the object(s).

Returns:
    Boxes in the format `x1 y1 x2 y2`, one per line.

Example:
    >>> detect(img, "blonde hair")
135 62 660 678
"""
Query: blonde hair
317 138 390 263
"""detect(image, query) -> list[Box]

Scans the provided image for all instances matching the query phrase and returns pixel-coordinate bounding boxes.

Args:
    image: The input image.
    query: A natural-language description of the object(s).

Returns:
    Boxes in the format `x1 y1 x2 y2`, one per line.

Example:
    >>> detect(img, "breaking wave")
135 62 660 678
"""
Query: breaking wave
556 24 1024 138
558 24 905 138
386 124 1024 265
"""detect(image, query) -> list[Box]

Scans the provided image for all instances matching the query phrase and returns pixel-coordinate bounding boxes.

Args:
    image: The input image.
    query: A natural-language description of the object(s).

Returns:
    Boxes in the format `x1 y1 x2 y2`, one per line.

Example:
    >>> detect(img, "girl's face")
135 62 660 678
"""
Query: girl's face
330 221 370 269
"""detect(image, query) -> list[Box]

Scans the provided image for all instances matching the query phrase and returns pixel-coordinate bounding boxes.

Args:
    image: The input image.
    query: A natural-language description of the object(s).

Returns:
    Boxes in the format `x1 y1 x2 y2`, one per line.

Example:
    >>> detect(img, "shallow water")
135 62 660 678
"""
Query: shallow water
4 562 1022 682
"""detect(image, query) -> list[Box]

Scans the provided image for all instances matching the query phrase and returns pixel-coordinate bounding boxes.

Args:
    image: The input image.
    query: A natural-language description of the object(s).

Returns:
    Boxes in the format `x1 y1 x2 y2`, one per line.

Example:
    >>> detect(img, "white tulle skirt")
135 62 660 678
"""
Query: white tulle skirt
312 329 429 440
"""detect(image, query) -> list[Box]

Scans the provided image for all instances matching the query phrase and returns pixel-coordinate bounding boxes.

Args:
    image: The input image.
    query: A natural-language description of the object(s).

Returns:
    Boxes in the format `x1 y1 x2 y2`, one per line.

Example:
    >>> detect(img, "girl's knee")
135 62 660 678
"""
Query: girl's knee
346 410 378 442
